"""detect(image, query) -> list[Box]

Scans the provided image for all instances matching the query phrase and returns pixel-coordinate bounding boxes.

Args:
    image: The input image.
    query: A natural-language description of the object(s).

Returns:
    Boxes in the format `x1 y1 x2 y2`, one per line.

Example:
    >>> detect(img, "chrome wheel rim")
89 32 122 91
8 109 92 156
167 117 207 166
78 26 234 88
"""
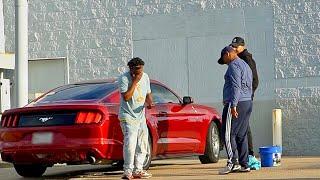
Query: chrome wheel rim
143 141 151 167
211 126 220 157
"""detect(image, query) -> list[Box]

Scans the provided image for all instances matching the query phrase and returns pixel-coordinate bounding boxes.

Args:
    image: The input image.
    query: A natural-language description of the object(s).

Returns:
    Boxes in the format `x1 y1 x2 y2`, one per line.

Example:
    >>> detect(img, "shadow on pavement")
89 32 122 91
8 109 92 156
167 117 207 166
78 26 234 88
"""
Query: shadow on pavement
29 162 185 179
41 165 121 179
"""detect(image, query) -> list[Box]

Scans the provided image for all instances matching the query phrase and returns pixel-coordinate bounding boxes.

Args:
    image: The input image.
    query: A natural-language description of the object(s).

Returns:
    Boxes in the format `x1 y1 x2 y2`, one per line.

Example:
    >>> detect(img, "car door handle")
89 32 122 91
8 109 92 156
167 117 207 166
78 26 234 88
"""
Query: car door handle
158 111 168 116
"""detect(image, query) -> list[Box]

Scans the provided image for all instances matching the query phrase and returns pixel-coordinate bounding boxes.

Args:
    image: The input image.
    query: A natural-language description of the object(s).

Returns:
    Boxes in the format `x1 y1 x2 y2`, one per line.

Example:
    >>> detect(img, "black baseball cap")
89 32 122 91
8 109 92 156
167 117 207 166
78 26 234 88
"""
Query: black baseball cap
230 37 245 47
217 46 234 65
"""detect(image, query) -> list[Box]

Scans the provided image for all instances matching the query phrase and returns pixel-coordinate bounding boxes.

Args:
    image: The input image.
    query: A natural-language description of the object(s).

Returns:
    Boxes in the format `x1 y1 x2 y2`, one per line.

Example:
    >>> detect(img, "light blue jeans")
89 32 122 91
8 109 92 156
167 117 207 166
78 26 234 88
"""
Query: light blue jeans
120 120 148 174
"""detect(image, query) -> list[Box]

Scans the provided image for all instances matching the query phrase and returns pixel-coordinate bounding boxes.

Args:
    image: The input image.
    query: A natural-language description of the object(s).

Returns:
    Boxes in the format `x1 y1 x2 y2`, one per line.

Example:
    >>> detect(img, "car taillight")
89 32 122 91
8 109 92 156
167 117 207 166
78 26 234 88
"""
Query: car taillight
75 111 103 124
1 116 6 127
1 114 19 128
12 115 19 127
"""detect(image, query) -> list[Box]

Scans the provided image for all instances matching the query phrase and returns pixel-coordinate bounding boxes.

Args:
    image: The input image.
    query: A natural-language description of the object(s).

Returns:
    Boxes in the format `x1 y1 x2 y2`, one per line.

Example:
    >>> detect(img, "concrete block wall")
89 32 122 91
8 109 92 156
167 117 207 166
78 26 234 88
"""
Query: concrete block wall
273 0 320 155
3 0 133 82
3 0 320 155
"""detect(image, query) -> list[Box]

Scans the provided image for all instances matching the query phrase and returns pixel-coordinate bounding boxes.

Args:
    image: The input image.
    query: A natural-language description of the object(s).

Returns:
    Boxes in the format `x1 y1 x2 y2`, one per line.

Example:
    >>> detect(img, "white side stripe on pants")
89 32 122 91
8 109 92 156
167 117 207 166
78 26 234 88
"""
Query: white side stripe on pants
225 103 233 166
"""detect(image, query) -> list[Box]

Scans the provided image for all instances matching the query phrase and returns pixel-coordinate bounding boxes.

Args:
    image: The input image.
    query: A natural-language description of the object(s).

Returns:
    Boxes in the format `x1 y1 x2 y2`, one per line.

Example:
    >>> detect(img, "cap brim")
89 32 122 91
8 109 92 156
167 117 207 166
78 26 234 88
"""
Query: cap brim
231 42 244 47
230 43 239 47
217 57 225 65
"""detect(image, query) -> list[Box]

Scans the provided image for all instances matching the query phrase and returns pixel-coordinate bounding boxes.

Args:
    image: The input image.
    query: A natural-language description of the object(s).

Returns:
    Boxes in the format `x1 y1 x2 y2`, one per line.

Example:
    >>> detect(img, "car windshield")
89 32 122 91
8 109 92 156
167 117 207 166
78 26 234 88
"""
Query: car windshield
34 83 117 104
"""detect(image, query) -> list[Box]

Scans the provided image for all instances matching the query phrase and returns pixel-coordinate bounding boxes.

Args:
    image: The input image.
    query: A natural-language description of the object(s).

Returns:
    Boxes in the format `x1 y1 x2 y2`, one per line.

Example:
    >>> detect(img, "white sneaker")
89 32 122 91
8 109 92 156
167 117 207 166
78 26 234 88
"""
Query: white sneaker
132 170 152 179
231 164 241 172
121 173 134 180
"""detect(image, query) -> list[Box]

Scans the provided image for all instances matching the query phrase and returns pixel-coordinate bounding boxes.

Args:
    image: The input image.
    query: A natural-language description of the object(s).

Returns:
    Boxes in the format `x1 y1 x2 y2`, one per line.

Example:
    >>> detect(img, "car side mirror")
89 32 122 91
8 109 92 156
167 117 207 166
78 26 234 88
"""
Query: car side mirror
183 96 193 105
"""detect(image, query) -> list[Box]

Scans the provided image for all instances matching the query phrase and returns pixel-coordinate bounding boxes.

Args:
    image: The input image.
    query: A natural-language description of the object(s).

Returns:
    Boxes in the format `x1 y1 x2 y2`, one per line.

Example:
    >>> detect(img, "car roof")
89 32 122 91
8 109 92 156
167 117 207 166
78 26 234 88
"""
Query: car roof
32 78 181 104
72 78 163 85
70 78 178 99
72 78 117 85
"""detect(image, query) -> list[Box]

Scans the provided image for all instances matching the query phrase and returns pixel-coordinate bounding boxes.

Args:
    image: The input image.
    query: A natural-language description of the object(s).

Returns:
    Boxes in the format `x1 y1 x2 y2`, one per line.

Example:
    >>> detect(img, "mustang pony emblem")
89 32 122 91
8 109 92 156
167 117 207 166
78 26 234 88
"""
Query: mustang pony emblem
39 117 53 123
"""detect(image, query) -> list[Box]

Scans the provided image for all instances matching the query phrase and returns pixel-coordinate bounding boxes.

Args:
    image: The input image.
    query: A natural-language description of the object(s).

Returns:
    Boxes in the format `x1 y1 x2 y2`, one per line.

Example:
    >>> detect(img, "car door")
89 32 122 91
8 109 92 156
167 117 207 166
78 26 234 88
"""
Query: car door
150 83 202 155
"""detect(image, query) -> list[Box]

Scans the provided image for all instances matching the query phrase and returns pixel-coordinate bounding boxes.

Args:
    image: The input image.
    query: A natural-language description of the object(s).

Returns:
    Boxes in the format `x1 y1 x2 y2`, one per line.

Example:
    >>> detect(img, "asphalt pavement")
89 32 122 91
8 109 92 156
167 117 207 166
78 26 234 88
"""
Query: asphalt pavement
0 156 319 179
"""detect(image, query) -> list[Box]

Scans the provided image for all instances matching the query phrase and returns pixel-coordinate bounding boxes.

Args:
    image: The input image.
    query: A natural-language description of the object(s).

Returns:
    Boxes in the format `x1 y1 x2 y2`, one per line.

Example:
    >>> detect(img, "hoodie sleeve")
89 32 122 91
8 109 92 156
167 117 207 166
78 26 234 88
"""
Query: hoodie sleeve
227 64 242 107
245 55 259 94
241 51 259 95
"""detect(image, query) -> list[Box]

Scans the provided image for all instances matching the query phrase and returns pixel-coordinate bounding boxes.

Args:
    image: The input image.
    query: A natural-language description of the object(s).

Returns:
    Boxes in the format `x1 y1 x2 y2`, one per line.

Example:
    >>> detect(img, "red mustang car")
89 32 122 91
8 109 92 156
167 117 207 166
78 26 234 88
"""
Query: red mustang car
0 79 222 177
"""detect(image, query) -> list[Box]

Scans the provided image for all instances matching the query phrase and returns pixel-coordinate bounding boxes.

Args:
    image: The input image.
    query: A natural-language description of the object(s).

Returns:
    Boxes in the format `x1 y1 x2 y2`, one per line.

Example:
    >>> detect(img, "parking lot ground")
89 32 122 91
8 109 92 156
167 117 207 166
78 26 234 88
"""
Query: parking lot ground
69 156 320 179
0 156 319 179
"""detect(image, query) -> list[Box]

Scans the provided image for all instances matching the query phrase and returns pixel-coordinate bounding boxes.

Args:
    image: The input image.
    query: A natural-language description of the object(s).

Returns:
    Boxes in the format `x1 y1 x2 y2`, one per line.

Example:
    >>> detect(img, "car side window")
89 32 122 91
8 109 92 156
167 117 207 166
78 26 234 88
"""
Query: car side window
151 84 180 104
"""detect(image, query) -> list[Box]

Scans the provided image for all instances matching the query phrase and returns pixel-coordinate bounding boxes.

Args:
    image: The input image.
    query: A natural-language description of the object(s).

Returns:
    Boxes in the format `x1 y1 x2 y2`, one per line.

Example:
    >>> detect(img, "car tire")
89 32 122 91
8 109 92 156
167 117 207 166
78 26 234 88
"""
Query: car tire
14 164 47 177
111 160 124 170
143 133 152 170
199 122 220 164
111 133 152 170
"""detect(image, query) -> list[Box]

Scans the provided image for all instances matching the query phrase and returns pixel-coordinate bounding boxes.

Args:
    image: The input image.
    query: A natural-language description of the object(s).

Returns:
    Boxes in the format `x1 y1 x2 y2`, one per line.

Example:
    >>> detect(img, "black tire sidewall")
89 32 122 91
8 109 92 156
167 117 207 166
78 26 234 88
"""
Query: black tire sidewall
14 164 47 177
143 133 152 170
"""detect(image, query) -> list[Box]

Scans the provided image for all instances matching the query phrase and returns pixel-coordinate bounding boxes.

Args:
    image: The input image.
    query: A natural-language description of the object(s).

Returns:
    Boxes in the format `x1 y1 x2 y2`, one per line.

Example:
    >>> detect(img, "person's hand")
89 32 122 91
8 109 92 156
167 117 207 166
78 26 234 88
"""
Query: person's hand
132 72 143 85
222 100 227 106
147 103 155 109
231 107 238 119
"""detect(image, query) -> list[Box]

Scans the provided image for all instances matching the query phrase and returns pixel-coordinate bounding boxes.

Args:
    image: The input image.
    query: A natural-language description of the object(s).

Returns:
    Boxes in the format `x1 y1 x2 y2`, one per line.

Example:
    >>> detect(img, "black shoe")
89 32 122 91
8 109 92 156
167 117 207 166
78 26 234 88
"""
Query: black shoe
239 166 251 172
249 151 255 156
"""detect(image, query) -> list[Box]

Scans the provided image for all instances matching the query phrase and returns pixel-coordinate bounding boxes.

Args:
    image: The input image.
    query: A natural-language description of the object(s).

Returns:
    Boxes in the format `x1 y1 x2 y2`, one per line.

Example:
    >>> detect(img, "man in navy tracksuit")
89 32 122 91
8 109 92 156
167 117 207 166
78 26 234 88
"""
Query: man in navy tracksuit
230 37 259 157
217 46 253 174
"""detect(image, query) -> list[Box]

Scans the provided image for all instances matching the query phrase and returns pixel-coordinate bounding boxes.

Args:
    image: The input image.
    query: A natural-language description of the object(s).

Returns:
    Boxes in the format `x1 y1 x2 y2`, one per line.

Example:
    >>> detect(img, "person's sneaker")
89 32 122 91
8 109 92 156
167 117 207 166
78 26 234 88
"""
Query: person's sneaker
249 151 254 156
239 166 251 172
132 170 152 179
121 173 134 180
219 164 233 175
231 164 241 172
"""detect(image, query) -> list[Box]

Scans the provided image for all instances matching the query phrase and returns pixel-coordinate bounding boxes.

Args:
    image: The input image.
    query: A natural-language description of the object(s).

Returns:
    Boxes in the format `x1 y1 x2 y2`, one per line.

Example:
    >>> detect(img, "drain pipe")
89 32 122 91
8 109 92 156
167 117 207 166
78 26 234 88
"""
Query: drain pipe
15 0 28 107
0 0 5 53
272 109 282 147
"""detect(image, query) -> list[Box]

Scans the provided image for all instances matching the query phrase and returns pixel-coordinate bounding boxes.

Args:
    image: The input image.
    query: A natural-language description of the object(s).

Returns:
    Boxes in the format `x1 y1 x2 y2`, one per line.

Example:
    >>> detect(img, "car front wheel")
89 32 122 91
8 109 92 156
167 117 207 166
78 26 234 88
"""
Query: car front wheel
199 122 220 164
143 133 152 170
14 164 47 177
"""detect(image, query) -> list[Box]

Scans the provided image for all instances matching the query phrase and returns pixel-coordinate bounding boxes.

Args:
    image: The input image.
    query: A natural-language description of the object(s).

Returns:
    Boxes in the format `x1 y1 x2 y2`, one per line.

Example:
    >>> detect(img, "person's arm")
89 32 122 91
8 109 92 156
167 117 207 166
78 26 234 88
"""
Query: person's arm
145 75 154 109
228 65 242 118
146 93 154 109
250 59 259 94
245 56 259 94
120 73 142 101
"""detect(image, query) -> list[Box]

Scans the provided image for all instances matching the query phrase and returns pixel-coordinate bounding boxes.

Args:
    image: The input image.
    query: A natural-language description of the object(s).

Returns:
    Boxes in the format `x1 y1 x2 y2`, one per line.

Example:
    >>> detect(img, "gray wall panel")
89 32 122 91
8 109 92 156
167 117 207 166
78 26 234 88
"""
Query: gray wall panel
134 38 188 97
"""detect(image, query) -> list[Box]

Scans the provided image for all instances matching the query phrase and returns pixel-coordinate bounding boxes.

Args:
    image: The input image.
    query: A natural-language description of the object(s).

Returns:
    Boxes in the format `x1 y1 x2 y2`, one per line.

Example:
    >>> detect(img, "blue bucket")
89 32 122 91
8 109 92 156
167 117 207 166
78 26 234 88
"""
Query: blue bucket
259 146 282 167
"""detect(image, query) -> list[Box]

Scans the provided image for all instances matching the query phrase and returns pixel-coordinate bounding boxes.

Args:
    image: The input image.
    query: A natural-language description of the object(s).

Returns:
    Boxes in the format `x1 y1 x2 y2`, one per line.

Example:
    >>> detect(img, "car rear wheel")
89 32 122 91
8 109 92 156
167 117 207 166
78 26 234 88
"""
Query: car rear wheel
14 164 47 177
199 122 220 164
